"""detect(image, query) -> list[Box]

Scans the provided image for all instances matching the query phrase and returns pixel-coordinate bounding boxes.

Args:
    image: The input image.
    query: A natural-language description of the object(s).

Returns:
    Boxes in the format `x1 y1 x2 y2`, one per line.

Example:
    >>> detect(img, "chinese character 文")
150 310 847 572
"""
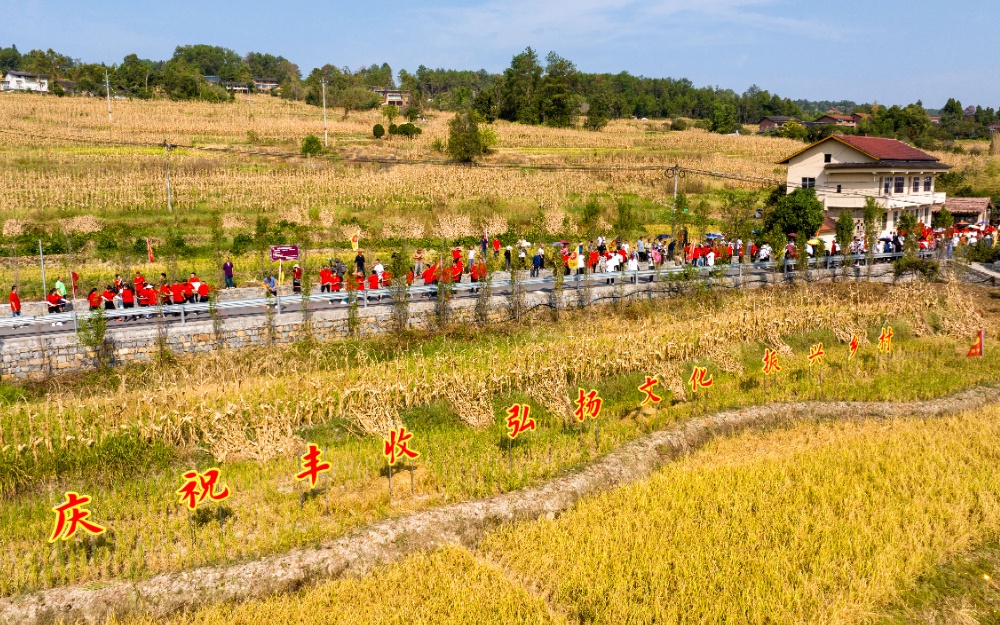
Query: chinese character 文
688 367 713 394
506 404 536 439
50 492 105 542
808 343 826 367
177 469 231 511
383 427 419 465
762 348 781 376
638 376 662 405
878 326 894 353
849 334 860 361
573 388 603 422
296 444 332 488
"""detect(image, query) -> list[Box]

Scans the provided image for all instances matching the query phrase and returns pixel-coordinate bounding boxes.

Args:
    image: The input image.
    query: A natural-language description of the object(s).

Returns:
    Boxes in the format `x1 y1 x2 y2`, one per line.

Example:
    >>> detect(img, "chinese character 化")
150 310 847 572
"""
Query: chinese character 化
50 492 105 542
638 376 662 405
506 405 536 439
573 389 603 422
383 427 419 465
296 444 332 488
177 469 231 511
808 343 826 367
688 367 713 394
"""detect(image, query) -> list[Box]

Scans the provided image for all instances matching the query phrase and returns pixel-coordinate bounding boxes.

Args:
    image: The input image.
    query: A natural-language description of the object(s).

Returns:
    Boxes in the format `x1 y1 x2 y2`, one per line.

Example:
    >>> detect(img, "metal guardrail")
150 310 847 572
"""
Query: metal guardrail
0 251 925 331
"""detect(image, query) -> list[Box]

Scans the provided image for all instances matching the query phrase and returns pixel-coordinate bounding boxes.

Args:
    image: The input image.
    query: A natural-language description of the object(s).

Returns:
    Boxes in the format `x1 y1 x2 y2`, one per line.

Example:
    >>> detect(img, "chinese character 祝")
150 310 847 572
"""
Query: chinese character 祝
177 468 231 510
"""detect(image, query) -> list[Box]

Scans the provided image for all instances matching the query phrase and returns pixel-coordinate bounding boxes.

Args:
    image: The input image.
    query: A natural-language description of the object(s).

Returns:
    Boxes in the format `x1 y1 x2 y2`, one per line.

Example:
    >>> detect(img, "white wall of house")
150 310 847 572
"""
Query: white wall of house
1 72 48 92
785 141 946 243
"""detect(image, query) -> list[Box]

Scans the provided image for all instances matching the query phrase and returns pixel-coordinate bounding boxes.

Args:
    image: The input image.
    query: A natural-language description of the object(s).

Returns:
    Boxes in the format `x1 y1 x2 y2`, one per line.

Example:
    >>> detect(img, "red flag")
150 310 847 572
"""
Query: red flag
71 271 80 296
146 239 155 263
968 330 985 358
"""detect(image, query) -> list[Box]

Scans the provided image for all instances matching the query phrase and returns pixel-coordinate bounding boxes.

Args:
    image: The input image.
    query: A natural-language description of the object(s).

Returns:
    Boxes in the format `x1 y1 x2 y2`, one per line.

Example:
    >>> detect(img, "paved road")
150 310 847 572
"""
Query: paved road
0 261 885 340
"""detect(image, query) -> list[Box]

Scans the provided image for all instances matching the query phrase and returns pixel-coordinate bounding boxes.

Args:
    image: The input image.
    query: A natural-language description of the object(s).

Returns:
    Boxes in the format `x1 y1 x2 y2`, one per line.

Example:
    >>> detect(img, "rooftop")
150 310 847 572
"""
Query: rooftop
945 197 993 212
778 135 942 165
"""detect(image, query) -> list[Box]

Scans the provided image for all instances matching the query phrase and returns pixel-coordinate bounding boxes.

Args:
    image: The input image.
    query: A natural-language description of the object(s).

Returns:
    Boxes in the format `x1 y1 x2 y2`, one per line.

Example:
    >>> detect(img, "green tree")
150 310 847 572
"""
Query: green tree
537 52 578 128
0 45 22 72
382 104 399 126
373 124 385 139
835 209 855 257
447 110 490 162
499 47 543 124
764 188 824 239
719 190 758 265
710 101 739 134
583 86 611 131
301 135 323 155
776 121 809 141
897 213 920 257
932 207 954 230
862 197 883 274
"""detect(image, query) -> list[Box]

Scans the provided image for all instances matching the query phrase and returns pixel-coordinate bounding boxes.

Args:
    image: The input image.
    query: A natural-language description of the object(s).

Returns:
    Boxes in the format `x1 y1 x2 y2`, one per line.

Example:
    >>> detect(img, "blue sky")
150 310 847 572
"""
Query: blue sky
4 0 997 107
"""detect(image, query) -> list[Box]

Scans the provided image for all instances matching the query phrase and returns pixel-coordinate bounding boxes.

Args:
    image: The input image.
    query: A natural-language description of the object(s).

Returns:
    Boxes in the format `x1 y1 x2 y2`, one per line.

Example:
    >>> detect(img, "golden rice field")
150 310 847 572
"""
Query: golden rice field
0 282 996 601
113 404 1000 625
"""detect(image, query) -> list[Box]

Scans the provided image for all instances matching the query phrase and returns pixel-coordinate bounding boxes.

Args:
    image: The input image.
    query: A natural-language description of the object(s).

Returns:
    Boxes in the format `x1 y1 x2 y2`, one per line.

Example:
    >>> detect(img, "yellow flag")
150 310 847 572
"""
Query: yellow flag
351 229 360 252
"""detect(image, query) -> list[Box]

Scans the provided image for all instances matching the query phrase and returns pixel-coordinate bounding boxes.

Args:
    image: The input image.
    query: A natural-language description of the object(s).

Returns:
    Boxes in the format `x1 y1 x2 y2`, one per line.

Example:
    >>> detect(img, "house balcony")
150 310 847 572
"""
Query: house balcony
819 191 945 211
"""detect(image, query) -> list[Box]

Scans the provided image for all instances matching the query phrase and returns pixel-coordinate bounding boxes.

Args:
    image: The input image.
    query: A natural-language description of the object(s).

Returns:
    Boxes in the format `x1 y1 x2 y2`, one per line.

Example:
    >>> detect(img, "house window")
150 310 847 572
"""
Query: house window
801 177 815 190
824 154 832 163
894 177 905 194
893 211 899 226
836 185 842 193
881 214 888 230
924 176 932 192
912 177 920 193
883 177 891 194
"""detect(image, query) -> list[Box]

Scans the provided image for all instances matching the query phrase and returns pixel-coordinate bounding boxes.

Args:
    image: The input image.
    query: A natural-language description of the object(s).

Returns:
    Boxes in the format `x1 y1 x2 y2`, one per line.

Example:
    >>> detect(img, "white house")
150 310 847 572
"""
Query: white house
1 70 49 92
778 135 949 242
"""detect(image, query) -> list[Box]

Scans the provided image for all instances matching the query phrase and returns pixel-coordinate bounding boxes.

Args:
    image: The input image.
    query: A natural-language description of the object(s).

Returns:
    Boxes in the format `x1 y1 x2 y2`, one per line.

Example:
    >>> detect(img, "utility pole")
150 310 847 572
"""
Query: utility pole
164 141 173 212
321 79 329 148
104 69 112 122
666 163 685 245
39 239 47 295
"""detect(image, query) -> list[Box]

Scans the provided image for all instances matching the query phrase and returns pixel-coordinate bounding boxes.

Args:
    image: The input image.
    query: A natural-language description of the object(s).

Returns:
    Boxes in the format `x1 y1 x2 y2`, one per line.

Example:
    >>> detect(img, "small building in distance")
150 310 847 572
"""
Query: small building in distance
778 135 950 242
253 78 280 92
814 113 857 127
758 116 798 132
372 88 410 109
939 197 993 225
1 70 49 92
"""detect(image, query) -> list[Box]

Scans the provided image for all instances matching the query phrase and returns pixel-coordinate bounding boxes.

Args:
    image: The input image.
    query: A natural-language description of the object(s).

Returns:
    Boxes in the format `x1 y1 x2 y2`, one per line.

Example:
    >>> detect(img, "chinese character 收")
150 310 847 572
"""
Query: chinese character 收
383 427 419 465
808 343 826 367
50 492 105 543
878 326 894 353
762 348 781 376
848 334 860 361
506 404 536 439
637 376 662 405
177 468 231 511
688 367 713 394
296 444 332 488
573 388 603 422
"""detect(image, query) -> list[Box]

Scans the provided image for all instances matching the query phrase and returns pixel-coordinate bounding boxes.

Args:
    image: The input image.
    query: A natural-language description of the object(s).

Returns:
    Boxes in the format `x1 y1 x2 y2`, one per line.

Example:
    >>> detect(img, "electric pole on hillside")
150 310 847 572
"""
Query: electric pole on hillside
104 69 113 122
321 79 329 148
666 164 685 243
164 141 173 213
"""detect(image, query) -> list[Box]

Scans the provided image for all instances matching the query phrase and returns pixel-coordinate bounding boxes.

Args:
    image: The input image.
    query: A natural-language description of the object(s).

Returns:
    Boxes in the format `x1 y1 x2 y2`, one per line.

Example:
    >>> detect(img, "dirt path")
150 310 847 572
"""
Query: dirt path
3 387 998 625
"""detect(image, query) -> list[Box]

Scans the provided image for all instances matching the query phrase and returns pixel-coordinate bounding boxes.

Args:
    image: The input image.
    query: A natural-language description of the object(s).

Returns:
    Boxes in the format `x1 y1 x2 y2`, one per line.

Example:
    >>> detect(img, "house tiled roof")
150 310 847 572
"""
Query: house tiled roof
778 135 942 165
825 160 950 170
944 197 992 212
760 116 795 123
818 114 854 123
835 135 939 161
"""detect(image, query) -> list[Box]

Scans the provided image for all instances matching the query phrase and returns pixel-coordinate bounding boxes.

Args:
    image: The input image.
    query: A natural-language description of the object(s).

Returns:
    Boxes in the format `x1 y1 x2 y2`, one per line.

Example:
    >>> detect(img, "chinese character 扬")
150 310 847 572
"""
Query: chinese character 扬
573 388 603 422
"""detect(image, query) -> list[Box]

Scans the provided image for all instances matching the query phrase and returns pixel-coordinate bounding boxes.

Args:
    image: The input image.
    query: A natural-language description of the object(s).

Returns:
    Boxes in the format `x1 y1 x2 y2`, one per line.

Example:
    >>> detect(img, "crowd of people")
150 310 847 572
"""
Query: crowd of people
8 226 993 324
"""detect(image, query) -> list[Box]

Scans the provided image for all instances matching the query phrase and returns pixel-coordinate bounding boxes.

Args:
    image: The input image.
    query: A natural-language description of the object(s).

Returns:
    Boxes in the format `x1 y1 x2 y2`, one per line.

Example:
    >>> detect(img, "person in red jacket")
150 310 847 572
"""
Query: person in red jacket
159 281 172 305
101 286 117 311
182 280 195 303
319 266 332 293
197 282 211 303
492 237 501 257
121 284 135 310
330 273 342 292
451 262 462 284
405 269 414 286
292 264 303 294
382 271 393 288
133 271 145 291
9 285 21 318
87 288 102 311
171 281 185 305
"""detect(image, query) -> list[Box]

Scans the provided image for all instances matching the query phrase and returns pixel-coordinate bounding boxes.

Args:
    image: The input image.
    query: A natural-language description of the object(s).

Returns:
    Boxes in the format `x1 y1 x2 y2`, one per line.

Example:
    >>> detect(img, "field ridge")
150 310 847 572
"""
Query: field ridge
3 385 999 625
